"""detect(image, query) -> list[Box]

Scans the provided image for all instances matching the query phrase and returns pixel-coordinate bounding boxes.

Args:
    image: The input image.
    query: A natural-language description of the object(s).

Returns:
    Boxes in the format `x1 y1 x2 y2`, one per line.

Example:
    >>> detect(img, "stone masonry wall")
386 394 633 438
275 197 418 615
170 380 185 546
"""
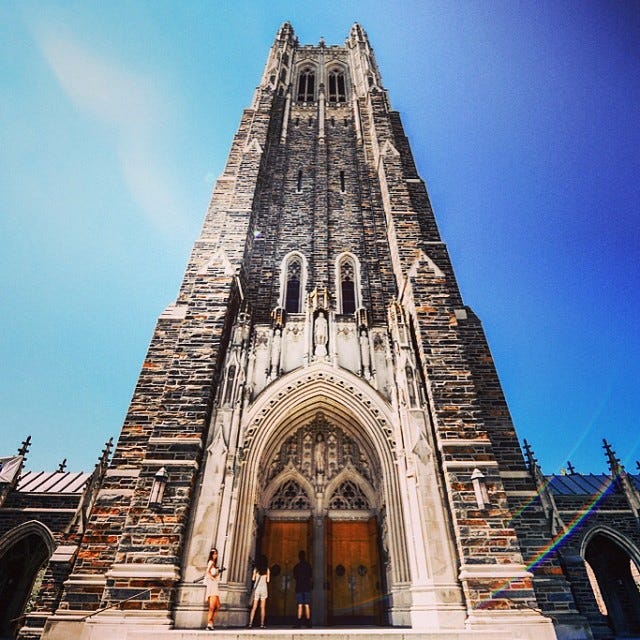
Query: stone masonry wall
366 80 543 610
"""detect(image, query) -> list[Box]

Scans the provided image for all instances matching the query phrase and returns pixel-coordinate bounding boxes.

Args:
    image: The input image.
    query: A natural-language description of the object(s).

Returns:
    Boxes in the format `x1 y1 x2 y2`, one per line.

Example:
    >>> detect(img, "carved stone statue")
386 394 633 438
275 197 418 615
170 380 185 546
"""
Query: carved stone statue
314 432 326 475
314 311 328 356
270 328 282 374
359 329 371 372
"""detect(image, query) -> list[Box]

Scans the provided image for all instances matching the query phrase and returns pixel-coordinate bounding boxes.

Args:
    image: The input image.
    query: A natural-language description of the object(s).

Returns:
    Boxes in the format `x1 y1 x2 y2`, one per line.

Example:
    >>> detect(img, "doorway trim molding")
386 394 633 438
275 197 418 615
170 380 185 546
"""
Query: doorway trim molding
228 361 411 602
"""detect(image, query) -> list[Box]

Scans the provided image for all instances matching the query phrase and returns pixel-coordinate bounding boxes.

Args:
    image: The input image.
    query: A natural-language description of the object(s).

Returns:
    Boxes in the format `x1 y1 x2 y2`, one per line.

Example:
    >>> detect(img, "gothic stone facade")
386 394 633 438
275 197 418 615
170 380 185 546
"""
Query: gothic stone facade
0 445 109 640
19 22 639 640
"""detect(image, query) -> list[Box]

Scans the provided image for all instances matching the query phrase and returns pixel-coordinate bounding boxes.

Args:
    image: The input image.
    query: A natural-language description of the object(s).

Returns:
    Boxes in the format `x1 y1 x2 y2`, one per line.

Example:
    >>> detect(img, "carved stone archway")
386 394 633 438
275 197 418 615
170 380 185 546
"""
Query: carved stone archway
255 411 383 625
227 363 409 626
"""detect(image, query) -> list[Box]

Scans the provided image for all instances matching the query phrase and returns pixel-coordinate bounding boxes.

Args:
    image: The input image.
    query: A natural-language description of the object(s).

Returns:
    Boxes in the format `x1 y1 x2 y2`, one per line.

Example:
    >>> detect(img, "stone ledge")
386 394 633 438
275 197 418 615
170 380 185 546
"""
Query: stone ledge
140 459 200 468
60 573 107 587
441 461 499 470
105 469 142 477
50 544 78 563
98 488 135 497
438 440 492 448
148 437 204 446
504 490 538 497
160 304 188 320
107 563 181 581
498 471 531 479
458 563 532 580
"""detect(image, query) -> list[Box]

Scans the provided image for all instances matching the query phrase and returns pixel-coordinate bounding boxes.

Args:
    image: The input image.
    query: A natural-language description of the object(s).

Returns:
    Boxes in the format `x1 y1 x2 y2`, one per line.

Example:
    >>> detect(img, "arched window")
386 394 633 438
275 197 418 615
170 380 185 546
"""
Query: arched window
328 69 346 103
297 66 315 102
285 258 302 313
338 256 359 314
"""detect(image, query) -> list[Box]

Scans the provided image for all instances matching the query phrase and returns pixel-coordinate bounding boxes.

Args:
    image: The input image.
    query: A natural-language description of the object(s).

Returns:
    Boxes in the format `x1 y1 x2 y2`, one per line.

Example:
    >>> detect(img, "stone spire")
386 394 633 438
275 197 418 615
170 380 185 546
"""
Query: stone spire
67 437 113 534
524 439 564 534
276 21 295 43
346 23 384 98
603 438 640 521
257 21 296 97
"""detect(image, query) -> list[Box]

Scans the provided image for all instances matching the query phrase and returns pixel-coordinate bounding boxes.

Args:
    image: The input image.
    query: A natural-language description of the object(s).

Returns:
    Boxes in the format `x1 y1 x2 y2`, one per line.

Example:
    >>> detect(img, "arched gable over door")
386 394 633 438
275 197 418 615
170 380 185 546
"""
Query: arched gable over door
227 363 409 623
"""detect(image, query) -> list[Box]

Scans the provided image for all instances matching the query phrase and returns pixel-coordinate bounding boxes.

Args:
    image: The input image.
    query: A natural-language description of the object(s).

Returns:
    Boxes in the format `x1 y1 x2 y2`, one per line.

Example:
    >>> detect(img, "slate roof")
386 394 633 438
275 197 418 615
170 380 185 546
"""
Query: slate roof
16 470 91 494
546 473 640 496
13 471 640 497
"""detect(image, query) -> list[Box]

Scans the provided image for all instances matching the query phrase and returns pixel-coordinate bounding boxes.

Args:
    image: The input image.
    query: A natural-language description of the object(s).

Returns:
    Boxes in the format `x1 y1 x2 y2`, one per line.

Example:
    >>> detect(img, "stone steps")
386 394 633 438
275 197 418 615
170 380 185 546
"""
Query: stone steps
126 629 521 640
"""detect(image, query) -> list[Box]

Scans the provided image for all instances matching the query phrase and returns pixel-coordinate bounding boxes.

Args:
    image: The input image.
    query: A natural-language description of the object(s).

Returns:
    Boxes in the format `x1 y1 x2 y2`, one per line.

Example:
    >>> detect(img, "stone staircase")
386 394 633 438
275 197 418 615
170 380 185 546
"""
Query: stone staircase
125 628 533 640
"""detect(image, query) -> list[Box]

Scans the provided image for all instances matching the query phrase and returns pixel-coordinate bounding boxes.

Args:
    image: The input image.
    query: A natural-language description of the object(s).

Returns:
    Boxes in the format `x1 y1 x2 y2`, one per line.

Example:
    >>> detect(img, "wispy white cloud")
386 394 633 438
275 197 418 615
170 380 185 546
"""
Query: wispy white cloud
35 27 186 236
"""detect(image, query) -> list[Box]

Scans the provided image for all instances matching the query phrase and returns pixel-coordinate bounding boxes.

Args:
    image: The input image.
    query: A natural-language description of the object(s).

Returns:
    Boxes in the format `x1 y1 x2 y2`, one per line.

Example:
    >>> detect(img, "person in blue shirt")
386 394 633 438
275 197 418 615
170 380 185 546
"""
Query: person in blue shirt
293 550 312 628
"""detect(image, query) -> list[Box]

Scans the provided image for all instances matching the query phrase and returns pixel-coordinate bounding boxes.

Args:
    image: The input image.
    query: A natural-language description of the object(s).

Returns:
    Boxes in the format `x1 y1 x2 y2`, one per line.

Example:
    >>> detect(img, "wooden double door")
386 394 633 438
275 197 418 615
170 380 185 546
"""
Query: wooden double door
260 519 311 622
261 516 384 626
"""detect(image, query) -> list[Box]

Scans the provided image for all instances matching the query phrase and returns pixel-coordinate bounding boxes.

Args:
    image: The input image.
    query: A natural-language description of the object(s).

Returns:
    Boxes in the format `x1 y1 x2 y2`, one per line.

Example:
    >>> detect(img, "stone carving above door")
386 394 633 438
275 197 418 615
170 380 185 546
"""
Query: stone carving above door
262 412 376 490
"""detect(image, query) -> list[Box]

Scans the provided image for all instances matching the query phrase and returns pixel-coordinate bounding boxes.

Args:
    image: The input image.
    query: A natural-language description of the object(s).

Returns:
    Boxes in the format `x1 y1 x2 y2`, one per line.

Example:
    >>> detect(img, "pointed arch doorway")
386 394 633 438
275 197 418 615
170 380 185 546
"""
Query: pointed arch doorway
584 531 640 636
0 521 54 637
257 412 386 626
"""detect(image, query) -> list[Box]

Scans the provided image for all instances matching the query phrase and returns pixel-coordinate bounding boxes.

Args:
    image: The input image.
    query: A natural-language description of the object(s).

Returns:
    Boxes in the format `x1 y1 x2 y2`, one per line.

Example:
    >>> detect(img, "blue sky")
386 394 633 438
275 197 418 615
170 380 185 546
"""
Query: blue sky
1 1 638 475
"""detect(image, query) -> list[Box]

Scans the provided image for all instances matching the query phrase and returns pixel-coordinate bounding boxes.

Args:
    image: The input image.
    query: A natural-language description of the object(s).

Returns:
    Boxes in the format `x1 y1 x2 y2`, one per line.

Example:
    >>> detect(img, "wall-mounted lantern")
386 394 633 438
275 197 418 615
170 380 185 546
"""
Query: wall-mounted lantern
149 467 168 507
471 468 490 510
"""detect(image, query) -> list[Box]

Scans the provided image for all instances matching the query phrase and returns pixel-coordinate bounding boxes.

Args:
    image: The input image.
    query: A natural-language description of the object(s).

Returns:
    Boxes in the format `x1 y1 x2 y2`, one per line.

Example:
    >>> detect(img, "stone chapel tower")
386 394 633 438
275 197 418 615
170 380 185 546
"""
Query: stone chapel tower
38 23 591 640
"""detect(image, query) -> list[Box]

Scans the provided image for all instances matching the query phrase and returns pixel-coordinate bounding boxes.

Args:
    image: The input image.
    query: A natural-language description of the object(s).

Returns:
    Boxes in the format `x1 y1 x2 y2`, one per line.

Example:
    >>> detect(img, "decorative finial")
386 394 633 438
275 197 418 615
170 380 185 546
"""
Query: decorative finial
523 439 539 472
567 461 576 475
99 437 114 468
57 458 67 473
603 438 623 476
18 435 32 458
277 22 295 41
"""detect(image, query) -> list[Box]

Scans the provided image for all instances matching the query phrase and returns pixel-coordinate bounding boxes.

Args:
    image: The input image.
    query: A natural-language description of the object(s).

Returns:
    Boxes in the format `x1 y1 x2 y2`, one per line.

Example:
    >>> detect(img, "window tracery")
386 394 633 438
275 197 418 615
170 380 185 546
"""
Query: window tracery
328 480 370 510
338 256 358 314
328 69 346 103
269 479 311 510
285 258 302 313
297 66 315 102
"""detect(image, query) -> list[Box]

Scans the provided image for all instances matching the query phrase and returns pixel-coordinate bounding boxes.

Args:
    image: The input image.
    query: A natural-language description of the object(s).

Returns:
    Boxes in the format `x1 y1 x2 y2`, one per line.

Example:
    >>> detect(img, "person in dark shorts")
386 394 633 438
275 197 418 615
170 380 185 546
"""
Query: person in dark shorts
293 549 312 627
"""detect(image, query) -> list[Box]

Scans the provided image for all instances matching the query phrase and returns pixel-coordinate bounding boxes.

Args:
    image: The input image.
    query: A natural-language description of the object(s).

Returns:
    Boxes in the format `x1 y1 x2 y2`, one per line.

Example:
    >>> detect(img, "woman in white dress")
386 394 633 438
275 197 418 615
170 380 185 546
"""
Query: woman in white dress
205 548 222 630
248 554 270 628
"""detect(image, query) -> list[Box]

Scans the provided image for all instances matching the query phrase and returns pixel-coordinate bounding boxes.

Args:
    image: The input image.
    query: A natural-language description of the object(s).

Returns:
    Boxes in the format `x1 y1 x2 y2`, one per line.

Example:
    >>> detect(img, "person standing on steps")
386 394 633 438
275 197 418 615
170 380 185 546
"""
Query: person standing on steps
248 554 270 628
293 549 312 628
205 548 222 630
